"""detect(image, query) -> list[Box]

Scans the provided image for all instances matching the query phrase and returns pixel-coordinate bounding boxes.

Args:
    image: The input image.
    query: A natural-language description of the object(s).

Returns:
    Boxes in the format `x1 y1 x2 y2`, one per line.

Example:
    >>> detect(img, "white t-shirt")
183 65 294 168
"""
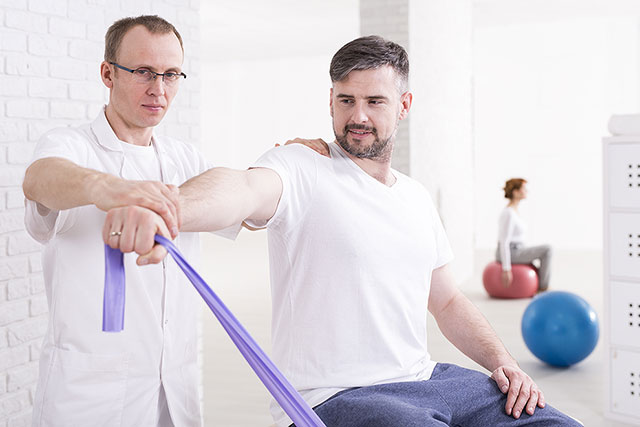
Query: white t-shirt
118 141 165 319
497 206 527 271
246 142 454 427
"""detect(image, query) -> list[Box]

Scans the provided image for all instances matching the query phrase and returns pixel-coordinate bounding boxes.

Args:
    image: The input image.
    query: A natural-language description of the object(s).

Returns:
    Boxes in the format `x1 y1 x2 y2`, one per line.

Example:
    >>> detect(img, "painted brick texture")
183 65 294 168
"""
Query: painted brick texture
0 1 201 423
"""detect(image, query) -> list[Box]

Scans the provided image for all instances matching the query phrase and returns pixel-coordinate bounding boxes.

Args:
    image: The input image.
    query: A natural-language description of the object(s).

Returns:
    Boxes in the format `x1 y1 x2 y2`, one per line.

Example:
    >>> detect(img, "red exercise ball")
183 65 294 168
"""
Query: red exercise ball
482 261 538 299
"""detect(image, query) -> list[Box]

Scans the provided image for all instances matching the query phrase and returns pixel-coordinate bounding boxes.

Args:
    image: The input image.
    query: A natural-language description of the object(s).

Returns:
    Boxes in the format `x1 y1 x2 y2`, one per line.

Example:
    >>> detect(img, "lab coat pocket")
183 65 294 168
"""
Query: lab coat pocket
39 347 129 427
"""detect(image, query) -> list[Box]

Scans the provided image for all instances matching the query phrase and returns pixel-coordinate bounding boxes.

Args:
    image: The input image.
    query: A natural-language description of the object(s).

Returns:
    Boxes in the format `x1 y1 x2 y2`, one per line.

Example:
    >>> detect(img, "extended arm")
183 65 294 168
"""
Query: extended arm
23 157 181 236
103 166 282 264
428 264 545 419
179 167 282 232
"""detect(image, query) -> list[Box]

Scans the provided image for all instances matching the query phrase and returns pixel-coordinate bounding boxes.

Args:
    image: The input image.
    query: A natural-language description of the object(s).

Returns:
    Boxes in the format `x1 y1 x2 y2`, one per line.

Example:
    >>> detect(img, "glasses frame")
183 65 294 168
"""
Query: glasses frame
109 62 187 84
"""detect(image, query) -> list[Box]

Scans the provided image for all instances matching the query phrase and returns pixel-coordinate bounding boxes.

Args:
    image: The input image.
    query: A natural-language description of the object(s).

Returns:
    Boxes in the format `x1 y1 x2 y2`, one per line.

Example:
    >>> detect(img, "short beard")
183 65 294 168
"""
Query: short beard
334 123 396 162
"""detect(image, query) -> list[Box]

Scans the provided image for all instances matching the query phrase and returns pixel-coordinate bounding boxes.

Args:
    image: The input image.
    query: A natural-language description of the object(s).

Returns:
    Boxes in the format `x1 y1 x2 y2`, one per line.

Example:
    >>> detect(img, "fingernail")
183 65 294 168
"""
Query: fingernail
140 258 149 265
514 411 520 418
501 385 508 393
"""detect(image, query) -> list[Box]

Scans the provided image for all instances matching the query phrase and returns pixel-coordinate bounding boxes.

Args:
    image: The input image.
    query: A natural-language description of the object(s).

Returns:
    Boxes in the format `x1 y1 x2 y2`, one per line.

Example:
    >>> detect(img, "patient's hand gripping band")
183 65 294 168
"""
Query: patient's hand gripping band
103 234 326 427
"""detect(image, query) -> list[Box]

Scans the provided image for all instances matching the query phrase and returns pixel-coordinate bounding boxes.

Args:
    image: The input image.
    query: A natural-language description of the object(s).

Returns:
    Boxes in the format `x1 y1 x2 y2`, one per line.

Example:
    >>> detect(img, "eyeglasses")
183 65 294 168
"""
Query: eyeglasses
109 62 187 85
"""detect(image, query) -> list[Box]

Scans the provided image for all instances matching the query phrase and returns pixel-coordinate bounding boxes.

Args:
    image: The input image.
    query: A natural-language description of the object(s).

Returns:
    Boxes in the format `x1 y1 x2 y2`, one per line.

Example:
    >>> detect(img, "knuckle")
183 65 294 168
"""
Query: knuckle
126 208 138 221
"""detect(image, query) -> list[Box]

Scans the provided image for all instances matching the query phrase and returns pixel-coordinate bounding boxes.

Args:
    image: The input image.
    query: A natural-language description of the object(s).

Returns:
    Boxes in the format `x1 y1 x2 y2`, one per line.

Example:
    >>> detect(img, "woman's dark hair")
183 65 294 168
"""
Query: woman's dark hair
503 178 527 200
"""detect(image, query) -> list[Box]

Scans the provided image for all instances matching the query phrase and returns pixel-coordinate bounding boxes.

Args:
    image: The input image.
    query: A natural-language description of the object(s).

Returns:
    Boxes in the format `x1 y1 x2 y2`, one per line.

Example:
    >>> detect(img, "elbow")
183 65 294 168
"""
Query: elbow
22 163 36 201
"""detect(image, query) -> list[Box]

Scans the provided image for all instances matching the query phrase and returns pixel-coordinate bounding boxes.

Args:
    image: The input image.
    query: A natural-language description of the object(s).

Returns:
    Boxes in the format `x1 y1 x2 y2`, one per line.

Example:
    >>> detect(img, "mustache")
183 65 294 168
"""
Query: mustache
344 124 377 134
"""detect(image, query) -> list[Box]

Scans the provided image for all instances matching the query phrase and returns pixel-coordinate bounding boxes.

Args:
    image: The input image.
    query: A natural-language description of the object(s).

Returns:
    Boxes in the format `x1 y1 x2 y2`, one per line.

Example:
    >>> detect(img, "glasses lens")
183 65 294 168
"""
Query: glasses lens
165 73 185 86
164 74 179 85
132 69 153 83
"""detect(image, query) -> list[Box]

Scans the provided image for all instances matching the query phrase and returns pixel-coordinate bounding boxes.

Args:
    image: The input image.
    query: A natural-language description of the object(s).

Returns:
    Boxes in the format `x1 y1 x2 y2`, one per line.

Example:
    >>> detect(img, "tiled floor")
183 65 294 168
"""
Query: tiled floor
200 231 636 426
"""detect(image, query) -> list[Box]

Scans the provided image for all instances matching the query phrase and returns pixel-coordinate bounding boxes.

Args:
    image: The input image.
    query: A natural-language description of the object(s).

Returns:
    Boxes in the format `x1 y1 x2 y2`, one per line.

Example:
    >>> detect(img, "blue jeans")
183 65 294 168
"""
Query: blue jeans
304 363 581 427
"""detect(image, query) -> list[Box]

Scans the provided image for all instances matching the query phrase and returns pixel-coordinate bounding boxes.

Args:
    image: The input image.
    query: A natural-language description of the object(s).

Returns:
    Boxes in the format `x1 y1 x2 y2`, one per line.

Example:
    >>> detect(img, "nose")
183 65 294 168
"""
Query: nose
350 101 368 124
147 75 166 97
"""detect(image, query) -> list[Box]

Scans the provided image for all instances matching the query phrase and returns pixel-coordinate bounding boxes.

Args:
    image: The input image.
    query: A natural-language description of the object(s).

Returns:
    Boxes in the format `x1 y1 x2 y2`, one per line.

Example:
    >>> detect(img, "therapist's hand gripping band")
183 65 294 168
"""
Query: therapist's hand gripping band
103 235 326 427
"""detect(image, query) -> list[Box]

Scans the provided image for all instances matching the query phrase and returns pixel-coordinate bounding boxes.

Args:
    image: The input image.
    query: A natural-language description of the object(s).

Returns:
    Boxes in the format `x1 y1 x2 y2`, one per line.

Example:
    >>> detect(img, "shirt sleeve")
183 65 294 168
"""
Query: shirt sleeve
243 145 319 232
497 208 514 271
24 128 86 244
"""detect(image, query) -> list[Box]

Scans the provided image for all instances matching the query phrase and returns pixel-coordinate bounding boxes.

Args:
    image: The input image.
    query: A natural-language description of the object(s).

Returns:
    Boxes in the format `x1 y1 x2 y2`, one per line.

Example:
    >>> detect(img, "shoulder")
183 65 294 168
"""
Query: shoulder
34 123 92 158
40 123 90 144
254 144 320 170
264 143 319 160
499 206 516 220
396 171 433 200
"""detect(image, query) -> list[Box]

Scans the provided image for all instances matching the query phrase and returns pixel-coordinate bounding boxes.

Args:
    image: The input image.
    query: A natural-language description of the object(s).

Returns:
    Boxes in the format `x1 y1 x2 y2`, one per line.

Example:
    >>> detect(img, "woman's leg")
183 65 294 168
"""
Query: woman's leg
511 244 553 290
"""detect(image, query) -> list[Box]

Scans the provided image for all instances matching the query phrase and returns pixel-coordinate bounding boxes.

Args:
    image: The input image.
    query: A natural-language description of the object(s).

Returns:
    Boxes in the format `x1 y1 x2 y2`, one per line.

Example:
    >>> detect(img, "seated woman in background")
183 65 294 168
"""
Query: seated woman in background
496 178 552 291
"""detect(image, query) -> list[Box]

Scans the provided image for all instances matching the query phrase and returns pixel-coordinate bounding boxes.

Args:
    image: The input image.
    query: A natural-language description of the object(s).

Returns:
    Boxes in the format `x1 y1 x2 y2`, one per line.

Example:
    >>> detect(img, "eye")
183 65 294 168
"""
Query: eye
369 99 383 105
339 99 354 104
163 72 179 81
133 69 152 79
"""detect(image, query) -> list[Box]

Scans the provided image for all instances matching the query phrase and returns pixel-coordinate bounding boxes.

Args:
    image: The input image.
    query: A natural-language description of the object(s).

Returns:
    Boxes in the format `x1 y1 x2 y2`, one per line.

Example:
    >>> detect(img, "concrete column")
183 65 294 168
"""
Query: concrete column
360 0 411 175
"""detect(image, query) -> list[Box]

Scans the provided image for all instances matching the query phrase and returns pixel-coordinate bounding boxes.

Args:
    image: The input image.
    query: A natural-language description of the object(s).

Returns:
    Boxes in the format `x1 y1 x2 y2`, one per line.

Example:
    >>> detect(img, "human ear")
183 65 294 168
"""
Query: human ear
398 91 413 121
100 61 114 89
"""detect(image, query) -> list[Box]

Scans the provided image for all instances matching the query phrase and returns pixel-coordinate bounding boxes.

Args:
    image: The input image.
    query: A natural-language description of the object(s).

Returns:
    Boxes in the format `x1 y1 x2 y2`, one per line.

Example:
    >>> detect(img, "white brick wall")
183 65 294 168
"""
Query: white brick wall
0 1 201 423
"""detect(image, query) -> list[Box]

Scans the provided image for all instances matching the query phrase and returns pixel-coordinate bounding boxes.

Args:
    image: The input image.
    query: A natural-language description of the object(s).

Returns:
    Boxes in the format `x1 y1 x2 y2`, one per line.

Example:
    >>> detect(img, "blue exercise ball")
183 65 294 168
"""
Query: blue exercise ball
521 291 599 367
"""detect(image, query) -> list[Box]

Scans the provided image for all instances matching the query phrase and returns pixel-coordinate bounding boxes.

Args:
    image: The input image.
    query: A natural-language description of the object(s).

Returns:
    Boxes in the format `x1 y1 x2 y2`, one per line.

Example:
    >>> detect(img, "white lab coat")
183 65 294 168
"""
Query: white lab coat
26 109 235 426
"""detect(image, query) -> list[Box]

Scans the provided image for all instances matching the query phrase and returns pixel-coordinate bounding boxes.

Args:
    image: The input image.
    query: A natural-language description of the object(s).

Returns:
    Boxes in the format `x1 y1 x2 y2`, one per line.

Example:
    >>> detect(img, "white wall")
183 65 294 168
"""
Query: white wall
409 0 474 283
200 55 337 168
0 1 200 422
200 0 360 168
473 11 640 251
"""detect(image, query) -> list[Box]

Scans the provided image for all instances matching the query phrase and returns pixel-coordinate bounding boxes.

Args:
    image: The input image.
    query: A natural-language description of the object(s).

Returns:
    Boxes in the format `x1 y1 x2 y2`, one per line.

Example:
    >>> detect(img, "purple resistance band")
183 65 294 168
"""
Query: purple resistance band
103 235 326 427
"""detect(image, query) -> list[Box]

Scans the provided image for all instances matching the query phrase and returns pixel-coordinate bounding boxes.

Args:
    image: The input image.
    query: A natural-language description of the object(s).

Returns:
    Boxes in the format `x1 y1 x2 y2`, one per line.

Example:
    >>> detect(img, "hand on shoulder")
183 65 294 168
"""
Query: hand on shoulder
275 137 330 158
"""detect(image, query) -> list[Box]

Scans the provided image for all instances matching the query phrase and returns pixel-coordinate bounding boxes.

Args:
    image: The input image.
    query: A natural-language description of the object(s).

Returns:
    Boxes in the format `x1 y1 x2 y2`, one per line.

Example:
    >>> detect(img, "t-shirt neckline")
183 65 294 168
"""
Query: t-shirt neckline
329 142 401 190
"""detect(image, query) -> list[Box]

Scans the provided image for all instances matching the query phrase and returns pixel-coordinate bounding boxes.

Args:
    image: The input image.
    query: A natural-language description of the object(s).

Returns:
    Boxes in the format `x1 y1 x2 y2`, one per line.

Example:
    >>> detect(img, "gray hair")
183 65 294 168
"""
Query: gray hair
329 35 409 92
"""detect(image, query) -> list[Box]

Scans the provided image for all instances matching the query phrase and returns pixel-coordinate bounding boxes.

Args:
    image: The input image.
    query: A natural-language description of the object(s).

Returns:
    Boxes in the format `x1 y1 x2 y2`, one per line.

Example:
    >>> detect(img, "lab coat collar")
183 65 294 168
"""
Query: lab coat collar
90 106 127 152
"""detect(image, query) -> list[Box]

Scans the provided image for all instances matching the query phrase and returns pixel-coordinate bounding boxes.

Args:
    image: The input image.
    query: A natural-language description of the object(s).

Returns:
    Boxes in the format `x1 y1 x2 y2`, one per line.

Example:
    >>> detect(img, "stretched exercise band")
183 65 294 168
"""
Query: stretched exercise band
103 235 326 427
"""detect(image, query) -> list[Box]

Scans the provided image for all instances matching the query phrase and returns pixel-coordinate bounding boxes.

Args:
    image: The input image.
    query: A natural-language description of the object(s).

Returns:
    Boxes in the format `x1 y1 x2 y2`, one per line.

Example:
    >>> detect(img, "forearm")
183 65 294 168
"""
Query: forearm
434 291 517 372
23 157 108 211
179 167 280 232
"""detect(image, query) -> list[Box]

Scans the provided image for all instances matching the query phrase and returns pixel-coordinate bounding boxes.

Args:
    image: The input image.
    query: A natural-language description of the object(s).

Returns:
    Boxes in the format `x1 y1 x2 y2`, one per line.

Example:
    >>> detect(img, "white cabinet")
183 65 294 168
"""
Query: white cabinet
604 122 640 424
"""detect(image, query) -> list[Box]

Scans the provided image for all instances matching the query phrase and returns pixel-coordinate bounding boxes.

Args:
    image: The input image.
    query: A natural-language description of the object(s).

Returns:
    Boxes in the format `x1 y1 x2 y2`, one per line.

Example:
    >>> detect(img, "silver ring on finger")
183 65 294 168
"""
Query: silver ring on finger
110 230 122 237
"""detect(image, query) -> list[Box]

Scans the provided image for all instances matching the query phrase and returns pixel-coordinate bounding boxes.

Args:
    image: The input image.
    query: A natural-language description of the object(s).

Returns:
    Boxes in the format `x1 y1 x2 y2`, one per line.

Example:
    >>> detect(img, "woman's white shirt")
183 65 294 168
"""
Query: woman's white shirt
497 206 526 271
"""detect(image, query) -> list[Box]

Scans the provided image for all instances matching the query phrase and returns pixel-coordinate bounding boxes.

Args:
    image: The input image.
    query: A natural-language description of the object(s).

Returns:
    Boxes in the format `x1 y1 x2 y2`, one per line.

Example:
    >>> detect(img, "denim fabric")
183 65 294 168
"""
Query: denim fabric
304 363 581 427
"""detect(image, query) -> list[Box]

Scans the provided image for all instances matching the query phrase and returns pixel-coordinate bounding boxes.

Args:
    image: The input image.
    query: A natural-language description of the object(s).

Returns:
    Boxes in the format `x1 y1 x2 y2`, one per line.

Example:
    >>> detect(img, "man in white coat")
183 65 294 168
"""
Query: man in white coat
22 15 235 426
